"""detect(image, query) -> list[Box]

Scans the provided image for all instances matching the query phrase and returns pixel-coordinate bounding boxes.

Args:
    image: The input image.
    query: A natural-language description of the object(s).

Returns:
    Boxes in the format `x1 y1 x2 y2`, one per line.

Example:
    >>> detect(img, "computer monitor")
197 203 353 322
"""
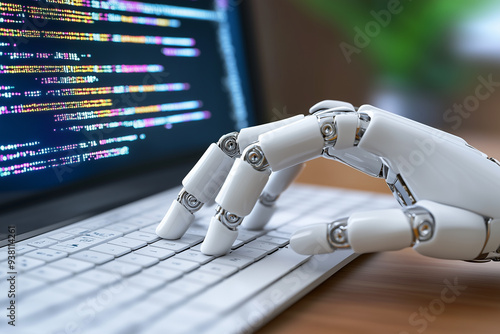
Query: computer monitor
0 0 258 244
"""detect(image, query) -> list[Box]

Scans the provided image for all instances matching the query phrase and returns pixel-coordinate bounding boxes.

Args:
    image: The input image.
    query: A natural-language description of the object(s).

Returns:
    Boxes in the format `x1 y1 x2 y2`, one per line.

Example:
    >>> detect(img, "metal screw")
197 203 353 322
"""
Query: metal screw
225 140 236 152
225 212 239 223
187 195 199 207
417 220 433 241
331 226 346 244
321 123 334 136
247 149 262 164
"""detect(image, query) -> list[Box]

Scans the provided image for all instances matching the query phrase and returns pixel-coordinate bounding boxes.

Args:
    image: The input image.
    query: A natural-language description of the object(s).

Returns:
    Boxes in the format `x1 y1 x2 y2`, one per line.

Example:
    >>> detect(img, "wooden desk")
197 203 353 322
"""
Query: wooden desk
258 135 500 334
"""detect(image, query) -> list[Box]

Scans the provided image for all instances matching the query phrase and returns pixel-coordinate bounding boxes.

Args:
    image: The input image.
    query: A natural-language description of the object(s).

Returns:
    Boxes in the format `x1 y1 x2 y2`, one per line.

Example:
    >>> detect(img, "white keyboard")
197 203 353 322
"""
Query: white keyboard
0 184 395 334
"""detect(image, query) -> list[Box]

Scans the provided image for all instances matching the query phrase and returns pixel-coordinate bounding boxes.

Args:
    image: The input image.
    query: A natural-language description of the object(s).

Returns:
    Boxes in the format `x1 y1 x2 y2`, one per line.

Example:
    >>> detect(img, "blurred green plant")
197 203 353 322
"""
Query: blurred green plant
292 0 491 93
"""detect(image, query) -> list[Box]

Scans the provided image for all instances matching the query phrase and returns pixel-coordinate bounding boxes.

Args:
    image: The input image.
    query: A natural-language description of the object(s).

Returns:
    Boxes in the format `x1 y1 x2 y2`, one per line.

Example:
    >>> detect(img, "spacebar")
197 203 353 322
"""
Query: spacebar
189 246 310 313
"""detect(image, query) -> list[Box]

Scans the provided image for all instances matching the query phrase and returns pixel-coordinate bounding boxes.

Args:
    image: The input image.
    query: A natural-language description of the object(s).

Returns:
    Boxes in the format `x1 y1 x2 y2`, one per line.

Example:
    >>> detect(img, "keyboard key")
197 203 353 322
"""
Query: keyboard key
158 257 199 273
188 247 310 313
28 237 58 248
127 274 165 291
80 293 177 334
124 231 160 243
184 270 223 286
198 262 238 278
212 253 254 269
236 230 264 242
24 248 68 262
230 246 267 261
142 266 183 282
19 288 73 317
17 257 46 273
144 303 216 334
190 243 202 252
231 239 245 249
117 253 159 268
134 246 174 260
175 250 214 264
78 269 121 286
81 218 112 230
25 266 72 282
83 229 123 241
108 237 147 250
71 250 114 264
185 225 208 237
90 243 131 257
150 239 189 252
51 258 95 273
47 232 74 241
257 235 289 247
65 227 91 235
15 244 37 255
140 210 165 221
266 229 291 239
55 277 101 297
246 240 279 253
123 215 155 227
19 276 45 294
178 233 204 246
166 279 206 297
107 222 139 233
138 224 157 234
49 236 104 254
100 261 142 277
151 288 185 307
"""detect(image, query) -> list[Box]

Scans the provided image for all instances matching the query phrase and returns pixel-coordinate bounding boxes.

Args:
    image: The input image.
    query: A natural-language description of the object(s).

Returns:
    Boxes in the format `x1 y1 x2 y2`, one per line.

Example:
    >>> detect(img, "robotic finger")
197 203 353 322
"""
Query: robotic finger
242 164 305 230
156 115 303 239
290 201 499 261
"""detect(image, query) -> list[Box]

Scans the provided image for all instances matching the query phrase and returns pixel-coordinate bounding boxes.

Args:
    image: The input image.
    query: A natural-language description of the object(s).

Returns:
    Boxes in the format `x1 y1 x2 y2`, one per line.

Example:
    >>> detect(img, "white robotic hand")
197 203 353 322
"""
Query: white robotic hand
156 100 500 262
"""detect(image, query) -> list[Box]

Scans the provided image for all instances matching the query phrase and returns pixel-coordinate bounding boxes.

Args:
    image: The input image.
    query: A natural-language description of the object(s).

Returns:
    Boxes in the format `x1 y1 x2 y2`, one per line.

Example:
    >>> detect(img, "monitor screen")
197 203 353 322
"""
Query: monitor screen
0 0 255 208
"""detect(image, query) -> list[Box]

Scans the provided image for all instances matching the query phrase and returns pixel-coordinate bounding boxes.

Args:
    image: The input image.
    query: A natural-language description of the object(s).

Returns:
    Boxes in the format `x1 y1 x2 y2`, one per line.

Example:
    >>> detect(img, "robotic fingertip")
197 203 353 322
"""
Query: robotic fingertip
156 200 195 239
200 217 239 256
289 224 336 255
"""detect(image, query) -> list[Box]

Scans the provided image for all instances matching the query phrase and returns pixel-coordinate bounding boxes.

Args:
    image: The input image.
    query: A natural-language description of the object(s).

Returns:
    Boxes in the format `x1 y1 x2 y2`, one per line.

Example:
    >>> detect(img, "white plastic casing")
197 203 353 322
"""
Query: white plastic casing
242 203 275 230
238 115 304 153
413 200 486 260
200 217 239 255
259 116 324 171
243 164 305 230
358 105 500 219
215 159 271 217
309 100 355 113
156 200 195 239
262 164 305 197
333 113 359 150
348 209 413 253
182 143 233 204
289 224 333 255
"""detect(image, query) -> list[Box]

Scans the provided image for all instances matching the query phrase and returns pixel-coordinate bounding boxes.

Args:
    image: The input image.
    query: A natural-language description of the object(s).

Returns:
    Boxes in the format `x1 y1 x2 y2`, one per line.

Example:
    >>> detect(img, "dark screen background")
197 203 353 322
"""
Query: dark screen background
0 0 254 207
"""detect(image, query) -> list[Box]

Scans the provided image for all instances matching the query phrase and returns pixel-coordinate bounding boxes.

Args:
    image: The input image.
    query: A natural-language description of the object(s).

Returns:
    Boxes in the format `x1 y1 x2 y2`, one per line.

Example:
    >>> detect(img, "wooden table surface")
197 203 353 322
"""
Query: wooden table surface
257 133 500 334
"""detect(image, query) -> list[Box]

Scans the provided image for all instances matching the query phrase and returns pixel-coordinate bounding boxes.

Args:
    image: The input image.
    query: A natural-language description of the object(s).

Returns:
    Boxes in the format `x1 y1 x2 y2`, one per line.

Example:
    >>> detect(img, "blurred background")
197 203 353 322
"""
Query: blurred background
243 0 500 192
247 0 500 136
